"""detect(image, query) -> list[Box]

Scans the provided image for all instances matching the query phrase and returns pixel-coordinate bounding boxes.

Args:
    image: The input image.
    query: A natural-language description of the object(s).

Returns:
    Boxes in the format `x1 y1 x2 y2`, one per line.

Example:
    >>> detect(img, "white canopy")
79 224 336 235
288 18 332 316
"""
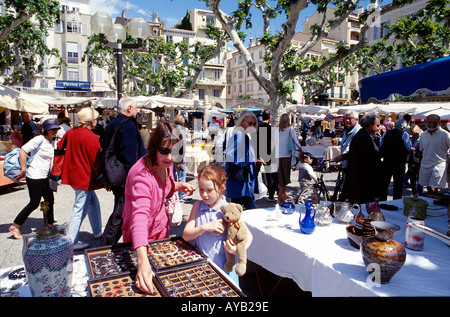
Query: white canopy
412 104 450 120
0 85 49 114
94 95 211 110
286 104 331 115
331 103 419 115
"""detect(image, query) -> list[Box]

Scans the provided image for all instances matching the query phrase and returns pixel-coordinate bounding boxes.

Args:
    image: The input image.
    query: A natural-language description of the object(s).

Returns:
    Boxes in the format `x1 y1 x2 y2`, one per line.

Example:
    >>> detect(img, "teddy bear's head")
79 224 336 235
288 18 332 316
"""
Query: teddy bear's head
221 203 243 223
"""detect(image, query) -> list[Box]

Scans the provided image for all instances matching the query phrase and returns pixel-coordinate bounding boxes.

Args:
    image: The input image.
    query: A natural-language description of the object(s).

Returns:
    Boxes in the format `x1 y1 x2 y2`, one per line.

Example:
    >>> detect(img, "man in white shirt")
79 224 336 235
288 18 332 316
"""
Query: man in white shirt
418 114 450 193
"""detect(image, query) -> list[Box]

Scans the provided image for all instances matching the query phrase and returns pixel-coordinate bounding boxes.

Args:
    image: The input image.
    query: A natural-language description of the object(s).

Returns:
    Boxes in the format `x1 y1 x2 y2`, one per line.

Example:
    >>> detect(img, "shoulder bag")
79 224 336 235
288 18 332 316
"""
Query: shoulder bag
3 139 43 183
104 117 133 187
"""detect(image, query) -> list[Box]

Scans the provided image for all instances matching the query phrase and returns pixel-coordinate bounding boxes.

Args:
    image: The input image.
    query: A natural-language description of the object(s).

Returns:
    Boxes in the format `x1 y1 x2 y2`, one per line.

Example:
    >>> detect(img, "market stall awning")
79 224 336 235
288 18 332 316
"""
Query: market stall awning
0 85 49 114
359 56 450 103
332 103 419 115
412 103 450 120
94 95 211 110
286 104 331 115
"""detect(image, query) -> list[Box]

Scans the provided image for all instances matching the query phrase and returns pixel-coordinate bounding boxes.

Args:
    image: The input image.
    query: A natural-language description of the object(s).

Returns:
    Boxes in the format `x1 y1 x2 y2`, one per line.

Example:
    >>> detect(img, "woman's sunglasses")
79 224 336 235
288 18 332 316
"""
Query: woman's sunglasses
157 147 183 156
157 147 172 155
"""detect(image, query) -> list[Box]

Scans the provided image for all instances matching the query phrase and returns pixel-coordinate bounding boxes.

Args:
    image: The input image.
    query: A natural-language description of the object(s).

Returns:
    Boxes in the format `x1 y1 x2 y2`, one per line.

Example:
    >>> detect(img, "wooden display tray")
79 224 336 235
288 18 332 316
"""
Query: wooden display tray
85 237 207 279
157 262 244 297
88 272 167 297
147 237 207 271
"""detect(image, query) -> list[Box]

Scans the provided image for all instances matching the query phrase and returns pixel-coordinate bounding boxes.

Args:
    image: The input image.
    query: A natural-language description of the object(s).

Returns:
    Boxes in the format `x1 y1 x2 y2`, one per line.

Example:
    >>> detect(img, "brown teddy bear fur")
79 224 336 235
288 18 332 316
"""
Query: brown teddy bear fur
220 203 249 276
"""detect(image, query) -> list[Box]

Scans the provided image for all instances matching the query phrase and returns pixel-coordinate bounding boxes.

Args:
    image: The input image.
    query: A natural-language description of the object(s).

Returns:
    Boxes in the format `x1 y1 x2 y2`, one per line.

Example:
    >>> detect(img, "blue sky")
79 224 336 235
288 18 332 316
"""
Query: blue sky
90 0 376 43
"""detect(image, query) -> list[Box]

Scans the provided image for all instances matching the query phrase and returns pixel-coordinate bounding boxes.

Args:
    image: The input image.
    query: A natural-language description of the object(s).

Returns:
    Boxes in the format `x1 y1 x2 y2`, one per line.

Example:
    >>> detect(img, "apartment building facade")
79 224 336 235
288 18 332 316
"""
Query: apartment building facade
302 7 363 105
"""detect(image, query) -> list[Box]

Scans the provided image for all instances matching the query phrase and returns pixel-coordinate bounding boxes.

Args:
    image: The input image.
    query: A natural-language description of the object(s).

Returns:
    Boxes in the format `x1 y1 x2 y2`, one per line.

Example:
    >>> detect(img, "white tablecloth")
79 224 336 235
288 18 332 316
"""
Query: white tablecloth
184 149 210 176
242 197 450 297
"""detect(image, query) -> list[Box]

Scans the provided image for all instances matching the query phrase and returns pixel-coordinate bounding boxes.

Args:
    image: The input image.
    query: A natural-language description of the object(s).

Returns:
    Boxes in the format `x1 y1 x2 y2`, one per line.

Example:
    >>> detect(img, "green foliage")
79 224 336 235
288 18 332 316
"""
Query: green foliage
0 0 62 85
84 24 224 97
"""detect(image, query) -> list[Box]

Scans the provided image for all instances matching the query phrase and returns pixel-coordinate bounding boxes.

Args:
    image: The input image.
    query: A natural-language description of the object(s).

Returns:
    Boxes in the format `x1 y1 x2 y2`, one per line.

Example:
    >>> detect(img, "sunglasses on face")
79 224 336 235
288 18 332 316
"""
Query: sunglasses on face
157 147 172 155
246 121 257 126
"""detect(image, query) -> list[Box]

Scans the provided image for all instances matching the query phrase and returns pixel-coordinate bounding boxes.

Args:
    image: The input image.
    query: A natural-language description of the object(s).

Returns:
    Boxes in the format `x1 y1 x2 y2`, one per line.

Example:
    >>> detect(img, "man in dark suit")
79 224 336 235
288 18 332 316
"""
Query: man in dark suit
341 113 384 204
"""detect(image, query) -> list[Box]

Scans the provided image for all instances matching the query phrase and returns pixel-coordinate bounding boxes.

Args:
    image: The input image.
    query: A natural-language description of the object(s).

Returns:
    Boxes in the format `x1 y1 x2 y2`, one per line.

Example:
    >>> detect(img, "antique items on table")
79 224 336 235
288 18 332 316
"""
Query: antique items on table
366 197 385 222
242 196 450 296
299 200 316 234
85 237 243 297
334 202 359 224
346 207 375 249
403 195 429 219
314 201 333 226
360 221 406 284
22 202 74 297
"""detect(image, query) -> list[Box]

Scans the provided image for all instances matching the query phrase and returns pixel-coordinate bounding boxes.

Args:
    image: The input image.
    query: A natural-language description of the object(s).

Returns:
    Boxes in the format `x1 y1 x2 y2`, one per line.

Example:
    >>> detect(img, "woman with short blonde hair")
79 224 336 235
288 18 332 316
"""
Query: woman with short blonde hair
56 107 103 250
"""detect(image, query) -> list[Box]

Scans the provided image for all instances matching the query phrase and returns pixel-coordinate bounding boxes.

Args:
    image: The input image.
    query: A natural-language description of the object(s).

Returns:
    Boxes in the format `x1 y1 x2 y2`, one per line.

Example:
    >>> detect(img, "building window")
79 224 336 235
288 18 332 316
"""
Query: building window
213 89 221 97
206 16 215 25
199 70 206 80
67 68 79 81
67 42 78 64
66 20 79 33
214 69 221 80
166 35 173 42
199 89 205 100
238 70 243 79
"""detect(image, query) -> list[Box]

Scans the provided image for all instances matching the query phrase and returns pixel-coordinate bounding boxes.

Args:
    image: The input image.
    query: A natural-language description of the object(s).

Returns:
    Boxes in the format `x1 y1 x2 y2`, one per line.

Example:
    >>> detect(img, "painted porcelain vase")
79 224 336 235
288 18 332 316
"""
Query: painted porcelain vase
22 202 74 297
361 221 406 284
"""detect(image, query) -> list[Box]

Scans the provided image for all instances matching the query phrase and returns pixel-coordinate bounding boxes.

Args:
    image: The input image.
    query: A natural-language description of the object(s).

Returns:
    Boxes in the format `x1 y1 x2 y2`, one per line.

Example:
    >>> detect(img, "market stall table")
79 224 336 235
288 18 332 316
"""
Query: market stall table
184 147 210 176
242 197 450 297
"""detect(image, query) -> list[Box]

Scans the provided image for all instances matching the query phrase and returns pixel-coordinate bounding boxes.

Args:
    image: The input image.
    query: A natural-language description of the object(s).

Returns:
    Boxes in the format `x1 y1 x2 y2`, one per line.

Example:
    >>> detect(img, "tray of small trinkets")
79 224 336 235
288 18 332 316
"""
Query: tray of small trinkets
156 262 244 297
85 237 207 279
85 244 138 279
88 272 167 297
147 237 207 271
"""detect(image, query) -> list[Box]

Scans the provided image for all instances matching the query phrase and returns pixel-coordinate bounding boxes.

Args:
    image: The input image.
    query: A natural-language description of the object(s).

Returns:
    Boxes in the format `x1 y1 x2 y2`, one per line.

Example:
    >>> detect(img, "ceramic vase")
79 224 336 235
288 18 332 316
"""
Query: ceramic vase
361 221 406 284
22 202 74 297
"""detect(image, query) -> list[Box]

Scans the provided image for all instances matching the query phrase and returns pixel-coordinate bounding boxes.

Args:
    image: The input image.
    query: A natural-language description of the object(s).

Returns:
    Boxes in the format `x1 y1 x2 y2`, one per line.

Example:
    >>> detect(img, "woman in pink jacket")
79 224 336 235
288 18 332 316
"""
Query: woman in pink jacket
121 120 195 294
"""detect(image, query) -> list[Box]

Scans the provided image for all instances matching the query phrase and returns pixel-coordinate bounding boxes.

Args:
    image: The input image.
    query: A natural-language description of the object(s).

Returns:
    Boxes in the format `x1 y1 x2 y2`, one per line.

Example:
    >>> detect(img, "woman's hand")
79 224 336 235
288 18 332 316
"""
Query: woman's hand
176 182 196 196
135 246 154 294
14 170 26 181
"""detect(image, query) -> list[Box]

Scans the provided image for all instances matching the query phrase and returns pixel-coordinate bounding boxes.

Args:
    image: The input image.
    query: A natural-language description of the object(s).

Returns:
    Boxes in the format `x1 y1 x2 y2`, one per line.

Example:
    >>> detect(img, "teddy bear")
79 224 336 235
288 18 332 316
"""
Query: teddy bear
220 203 249 276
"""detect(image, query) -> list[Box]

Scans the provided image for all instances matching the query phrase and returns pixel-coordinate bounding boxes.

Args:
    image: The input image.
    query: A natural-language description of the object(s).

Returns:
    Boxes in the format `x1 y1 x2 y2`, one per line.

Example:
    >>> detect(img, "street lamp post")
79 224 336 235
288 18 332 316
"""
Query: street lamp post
91 13 151 102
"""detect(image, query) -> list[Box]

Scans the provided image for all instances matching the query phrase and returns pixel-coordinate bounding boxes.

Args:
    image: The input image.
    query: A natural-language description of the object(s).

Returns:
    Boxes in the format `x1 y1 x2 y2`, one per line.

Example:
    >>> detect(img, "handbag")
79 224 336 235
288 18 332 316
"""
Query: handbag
288 128 300 153
3 139 43 183
104 117 133 187
165 194 183 226
50 135 68 181
226 163 249 182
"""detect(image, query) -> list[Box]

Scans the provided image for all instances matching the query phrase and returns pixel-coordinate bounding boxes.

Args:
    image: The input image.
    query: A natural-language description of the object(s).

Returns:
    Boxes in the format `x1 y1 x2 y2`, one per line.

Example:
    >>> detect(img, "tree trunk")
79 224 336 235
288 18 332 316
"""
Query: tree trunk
270 93 288 126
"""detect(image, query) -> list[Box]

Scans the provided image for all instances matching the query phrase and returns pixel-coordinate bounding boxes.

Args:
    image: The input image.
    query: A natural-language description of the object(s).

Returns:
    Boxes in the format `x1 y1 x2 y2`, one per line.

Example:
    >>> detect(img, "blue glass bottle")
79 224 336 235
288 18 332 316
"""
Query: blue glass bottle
300 200 316 234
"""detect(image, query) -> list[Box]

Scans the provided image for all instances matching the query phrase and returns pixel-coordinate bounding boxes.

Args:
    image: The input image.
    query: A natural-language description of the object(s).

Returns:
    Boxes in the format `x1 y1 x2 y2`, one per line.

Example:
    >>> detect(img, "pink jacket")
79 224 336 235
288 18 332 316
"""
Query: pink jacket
121 156 175 250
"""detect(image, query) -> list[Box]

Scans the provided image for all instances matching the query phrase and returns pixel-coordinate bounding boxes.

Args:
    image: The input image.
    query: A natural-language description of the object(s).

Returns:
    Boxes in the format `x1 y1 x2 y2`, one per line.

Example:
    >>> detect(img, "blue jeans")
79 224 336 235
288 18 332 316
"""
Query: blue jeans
68 188 102 244
174 163 186 200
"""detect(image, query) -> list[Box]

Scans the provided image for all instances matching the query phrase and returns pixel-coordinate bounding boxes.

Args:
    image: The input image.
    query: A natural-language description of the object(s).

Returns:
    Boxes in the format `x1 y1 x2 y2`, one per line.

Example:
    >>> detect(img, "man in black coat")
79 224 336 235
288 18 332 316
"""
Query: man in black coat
380 119 411 200
341 113 384 204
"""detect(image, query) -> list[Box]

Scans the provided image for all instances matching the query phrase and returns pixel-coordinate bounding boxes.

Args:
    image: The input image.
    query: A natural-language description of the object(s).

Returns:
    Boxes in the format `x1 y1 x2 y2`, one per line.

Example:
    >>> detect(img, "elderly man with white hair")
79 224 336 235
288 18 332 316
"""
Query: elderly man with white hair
418 114 450 193
380 118 412 200
99 96 147 246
